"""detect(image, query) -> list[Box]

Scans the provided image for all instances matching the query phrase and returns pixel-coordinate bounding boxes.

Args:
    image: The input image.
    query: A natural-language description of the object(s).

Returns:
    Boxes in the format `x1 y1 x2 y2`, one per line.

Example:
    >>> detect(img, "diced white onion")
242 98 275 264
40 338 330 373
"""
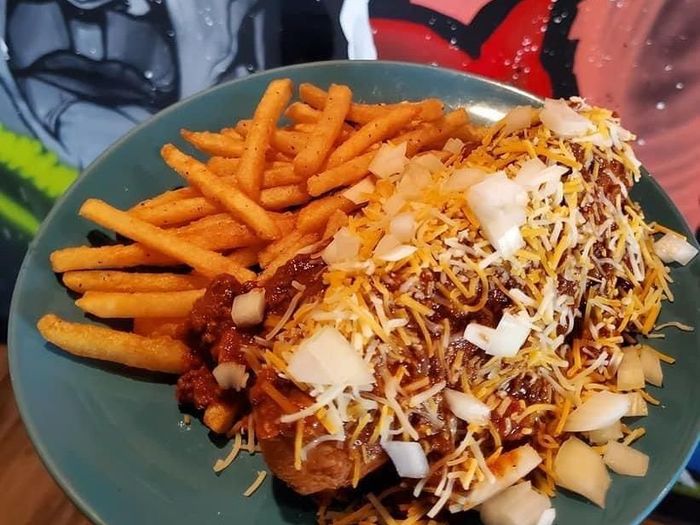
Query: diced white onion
231 288 266 327
467 172 528 257
374 233 416 262
287 326 374 387
342 177 376 204
443 167 488 192
515 163 569 194
539 98 595 138
383 193 406 216
653 233 698 265
464 323 495 351
536 508 556 525
382 441 429 478
554 437 610 508
486 312 531 358
443 137 464 154
413 153 444 174
368 142 408 178
625 392 648 417
397 162 432 198
502 106 537 135
617 347 645 391
639 345 663 387
480 481 550 525
563 391 630 432
389 213 417 243
212 362 249 391
322 227 361 265
444 388 490 425
603 441 649 477
587 420 623 445
464 445 542 507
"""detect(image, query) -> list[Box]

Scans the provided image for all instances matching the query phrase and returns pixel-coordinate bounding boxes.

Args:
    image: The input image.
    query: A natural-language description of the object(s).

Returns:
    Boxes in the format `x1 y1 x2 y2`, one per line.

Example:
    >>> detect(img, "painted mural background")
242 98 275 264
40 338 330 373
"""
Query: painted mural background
0 0 699 510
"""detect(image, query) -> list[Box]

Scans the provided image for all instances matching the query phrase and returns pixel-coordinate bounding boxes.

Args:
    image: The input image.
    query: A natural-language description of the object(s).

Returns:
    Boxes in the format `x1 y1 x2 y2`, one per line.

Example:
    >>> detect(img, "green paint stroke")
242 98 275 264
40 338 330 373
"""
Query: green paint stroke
0 191 40 235
0 125 78 235
0 125 78 200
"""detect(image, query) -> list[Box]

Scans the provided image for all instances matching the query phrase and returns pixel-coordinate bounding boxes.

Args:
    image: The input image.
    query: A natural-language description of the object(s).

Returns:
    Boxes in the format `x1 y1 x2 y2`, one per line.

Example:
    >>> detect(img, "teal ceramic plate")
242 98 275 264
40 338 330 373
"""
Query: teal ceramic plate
9 61 700 525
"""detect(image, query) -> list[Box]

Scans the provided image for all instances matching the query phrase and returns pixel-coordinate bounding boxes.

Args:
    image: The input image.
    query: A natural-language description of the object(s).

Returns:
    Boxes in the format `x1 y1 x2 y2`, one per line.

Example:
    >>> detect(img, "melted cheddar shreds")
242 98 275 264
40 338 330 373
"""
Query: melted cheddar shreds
257 98 680 522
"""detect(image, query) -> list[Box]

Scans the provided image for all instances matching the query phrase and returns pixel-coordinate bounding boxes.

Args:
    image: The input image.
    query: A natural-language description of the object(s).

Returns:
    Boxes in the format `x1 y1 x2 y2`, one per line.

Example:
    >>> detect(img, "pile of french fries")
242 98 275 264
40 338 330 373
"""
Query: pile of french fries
37 79 478 421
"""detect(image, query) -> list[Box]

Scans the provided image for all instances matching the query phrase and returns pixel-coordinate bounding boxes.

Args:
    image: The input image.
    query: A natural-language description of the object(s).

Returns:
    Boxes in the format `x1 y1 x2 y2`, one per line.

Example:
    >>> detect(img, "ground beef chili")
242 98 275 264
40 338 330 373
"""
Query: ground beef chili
176 254 328 421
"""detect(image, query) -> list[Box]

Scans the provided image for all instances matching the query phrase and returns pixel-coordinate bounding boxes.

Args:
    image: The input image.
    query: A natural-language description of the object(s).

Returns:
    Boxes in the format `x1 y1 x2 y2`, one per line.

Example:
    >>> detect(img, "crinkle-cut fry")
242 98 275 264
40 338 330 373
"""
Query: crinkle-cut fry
258 232 321 282
75 289 206 318
297 194 356 233
294 83 352 177
130 196 220 227
204 400 241 434
326 105 418 168
400 108 469 156
79 199 255 282
62 270 208 293
299 83 443 123
162 144 280 240
133 317 187 338
237 78 293 198
260 184 310 210
37 314 190 374
128 186 198 211
181 129 245 157
322 210 349 240
306 150 376 197
227 246 261 268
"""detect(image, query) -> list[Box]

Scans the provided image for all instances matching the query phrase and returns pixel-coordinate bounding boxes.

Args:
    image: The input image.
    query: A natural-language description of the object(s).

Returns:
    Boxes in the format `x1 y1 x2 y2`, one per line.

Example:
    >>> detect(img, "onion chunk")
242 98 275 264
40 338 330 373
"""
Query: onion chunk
653 233 698 265
444 388 490 425
382 441 429 478
554 437 610 508
480 481 551 525
603 441 649 477
231 288 266 327
563 391 630 432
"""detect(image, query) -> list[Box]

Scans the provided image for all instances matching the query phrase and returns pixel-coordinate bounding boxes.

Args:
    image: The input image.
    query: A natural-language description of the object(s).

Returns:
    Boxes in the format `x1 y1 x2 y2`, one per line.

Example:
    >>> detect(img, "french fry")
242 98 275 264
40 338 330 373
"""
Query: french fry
162 145 280 240
260 184 310 210
181 130 245 157
237 78 293 199
271 129 308 157
296 194 356 233
326 105 418 168
258 230 305 268
322 210 349 239
262 164 305 187
306 150 376 197
79 199 256 281
206 156 241 177
399 109 469 156
219 127 243 140
75 289 206 318
130 196 220 227
37 314 190 374
204 400 240 434
51 244 175 272
258 232 320 282
62 270 208 293
133 317 187 339
128 187 197 211
49 211 294 272
285 102 323 124
294 84 352 177
299 83 443 124
227 246 260 268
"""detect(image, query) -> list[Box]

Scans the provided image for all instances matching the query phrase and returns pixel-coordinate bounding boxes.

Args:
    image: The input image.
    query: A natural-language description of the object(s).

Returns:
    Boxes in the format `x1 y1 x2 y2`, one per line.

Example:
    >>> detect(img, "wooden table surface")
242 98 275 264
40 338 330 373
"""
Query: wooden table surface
0 343 677 525
0 343 89 525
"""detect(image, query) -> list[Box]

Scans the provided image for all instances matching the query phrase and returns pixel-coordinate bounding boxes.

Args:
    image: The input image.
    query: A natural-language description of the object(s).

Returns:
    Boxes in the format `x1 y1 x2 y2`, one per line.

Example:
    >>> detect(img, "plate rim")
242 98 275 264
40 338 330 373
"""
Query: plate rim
7 59 699 525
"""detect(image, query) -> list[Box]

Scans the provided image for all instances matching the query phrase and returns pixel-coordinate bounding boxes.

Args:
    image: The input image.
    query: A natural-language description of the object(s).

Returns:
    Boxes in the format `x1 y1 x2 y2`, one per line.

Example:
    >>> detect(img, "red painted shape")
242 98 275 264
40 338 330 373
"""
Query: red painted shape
370 0 554 97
